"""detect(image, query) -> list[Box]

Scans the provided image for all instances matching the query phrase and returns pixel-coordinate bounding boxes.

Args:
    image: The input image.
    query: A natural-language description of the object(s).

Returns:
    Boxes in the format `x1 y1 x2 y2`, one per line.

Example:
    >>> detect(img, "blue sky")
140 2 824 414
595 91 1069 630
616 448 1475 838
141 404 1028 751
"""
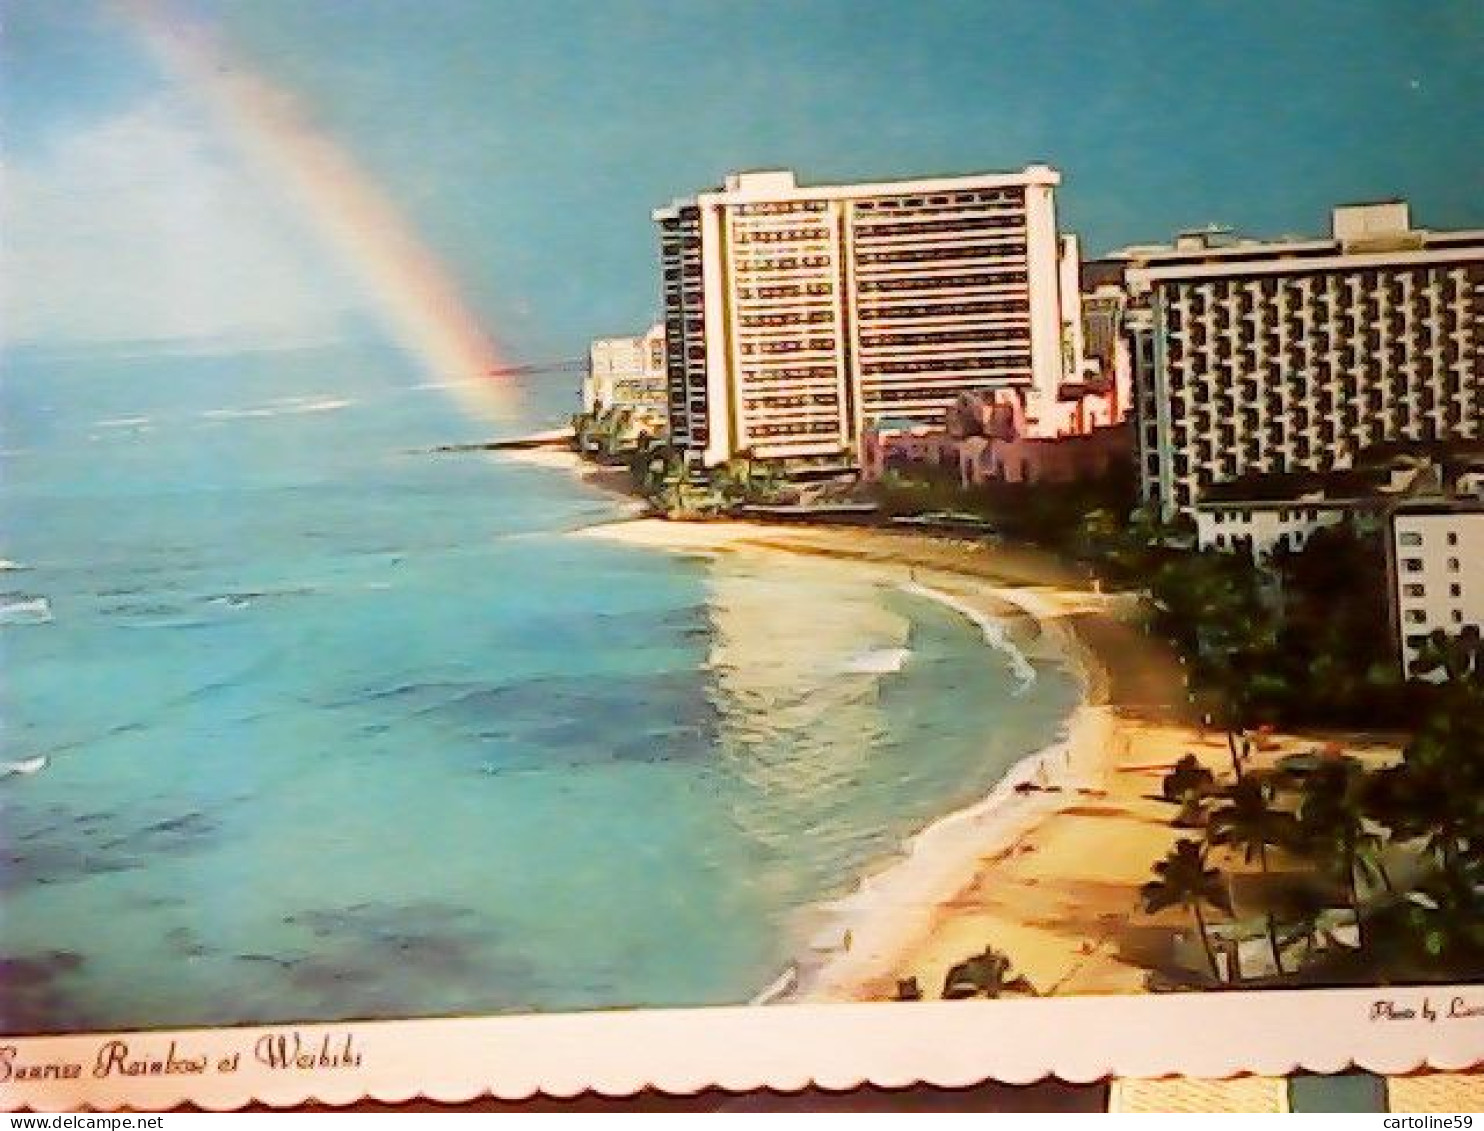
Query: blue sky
5 0 1481 362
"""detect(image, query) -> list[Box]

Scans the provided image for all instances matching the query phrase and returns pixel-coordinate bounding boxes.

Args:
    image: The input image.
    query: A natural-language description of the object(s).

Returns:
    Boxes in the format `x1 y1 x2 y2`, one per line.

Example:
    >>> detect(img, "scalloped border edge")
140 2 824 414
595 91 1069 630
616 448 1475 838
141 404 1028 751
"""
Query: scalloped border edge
3 984 1482 1110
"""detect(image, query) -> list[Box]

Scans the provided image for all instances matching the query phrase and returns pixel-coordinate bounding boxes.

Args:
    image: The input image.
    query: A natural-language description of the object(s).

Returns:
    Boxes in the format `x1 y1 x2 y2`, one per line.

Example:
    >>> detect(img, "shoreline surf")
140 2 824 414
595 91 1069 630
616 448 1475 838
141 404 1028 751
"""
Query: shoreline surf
758 578 1110 1004
572 516 1119 1005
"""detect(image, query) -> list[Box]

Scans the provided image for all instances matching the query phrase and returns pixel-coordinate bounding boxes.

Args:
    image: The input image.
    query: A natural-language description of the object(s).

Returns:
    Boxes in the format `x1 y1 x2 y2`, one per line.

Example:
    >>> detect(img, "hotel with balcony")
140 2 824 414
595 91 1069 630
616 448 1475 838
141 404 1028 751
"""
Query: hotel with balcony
1121 201 1484 520
653 166 1080 467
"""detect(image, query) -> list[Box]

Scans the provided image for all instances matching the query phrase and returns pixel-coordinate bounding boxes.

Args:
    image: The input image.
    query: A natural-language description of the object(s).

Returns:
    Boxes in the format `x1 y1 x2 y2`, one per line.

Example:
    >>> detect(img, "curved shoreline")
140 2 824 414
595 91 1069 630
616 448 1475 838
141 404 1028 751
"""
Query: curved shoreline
763 580 1112 1004
572 516 1177 1001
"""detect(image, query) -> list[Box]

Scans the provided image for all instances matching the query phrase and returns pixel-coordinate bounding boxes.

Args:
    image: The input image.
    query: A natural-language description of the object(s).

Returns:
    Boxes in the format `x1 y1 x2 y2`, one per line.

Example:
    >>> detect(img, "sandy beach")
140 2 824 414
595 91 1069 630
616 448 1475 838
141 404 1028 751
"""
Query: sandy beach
490 442 646 506
578 516 1402 1003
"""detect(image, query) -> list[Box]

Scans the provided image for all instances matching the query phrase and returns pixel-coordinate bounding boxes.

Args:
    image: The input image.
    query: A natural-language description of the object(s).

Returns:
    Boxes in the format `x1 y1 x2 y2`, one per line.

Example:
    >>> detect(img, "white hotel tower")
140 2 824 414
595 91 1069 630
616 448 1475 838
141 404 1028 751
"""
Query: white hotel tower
1123 201 1484 519
654 166 1077 467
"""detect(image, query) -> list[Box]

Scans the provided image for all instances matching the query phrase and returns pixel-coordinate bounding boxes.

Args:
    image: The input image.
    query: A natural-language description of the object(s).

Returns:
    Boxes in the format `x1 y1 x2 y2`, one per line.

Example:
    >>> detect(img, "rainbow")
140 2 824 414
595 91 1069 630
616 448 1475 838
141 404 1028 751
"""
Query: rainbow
118 0 515 422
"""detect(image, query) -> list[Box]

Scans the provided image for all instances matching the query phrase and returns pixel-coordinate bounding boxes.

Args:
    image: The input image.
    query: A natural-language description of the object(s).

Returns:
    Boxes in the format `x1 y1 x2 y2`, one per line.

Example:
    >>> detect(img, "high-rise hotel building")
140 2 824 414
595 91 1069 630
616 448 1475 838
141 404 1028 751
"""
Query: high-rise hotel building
654 166 1079 466
1122 201 1484 519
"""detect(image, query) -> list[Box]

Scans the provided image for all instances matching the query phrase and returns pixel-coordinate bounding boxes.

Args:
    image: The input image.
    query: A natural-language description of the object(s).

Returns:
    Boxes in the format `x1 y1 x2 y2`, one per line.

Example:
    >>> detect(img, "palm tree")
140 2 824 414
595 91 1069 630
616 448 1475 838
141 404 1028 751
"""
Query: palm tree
941 945 1036 1000
1140 839 1233 983
1290 755 1390 940
1373 699 1484 902
1159 754 1218 828
1208 773 1296 974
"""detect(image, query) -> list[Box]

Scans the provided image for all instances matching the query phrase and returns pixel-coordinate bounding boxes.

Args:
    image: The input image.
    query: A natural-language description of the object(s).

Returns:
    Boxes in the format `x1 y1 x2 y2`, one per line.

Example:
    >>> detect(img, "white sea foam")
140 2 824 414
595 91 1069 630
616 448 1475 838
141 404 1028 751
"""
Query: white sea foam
764 583 1105 1005
839 646 912 675
0 559 30 572
407 379 484 391
900 580 1037 691
200 396 353 421
94 415 153 429
0 597 53 625
1 755 49 779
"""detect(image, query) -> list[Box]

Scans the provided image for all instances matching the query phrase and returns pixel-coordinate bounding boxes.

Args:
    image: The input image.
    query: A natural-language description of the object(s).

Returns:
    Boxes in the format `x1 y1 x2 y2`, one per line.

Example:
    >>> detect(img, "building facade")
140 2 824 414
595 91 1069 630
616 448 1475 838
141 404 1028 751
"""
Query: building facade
1389 502 1484 676
654 166 1081 467
584 322 667 417
1195 496 1354 560
1122 202 1484 520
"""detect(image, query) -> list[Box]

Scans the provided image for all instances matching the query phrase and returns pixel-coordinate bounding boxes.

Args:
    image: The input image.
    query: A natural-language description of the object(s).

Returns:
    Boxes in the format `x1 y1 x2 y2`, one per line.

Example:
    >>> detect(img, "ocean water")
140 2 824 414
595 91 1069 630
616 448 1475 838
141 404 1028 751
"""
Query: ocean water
0 342 1078 1034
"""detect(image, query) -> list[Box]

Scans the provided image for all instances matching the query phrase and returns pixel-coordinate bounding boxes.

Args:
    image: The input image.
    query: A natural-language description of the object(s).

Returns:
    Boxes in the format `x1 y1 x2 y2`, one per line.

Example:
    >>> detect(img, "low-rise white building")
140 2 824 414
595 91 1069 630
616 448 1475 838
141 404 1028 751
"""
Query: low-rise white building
1390 502 1484 676
1196 495 1356 560
1194 448 1479 563
584 323 667 417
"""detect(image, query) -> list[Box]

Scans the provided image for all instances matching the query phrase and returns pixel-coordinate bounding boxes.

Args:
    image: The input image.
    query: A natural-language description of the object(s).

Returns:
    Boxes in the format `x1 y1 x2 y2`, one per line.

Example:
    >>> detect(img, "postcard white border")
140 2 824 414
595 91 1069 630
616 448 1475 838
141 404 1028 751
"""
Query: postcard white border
2 986 1481 1110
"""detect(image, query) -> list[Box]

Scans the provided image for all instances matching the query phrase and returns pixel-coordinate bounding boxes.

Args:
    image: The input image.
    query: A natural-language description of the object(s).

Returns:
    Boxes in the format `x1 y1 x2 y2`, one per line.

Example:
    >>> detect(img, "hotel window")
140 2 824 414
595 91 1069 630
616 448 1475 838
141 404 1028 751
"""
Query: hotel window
1400 532 1423 546
1451 584 1463 598
1406 610 1428 624
1454 610 1465 624
1449 558 1461 572
1403 558 1424 572
1448 532 1459 546
1405 584 1426 598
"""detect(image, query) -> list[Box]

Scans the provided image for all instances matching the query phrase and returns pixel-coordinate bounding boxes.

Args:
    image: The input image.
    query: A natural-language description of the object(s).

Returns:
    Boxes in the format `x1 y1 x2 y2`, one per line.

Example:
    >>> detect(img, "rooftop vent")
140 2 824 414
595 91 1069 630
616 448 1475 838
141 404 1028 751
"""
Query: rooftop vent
724 170 799 194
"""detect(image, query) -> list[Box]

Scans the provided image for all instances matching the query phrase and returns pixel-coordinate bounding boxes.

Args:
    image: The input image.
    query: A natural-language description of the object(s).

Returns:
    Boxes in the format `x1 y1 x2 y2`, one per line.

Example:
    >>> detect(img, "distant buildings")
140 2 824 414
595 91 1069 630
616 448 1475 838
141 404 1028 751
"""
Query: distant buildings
1191 443 1484 561
654 166 1093 468
860 387 1129 487
584 322 667 419
1121 201 1484 521
1186 442 1484 675
1390 501 1484 675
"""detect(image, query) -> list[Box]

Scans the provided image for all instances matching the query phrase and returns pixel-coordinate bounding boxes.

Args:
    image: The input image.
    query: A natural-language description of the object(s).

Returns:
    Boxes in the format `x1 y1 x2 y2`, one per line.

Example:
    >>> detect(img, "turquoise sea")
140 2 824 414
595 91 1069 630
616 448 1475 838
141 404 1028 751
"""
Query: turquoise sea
0 342 1078 1034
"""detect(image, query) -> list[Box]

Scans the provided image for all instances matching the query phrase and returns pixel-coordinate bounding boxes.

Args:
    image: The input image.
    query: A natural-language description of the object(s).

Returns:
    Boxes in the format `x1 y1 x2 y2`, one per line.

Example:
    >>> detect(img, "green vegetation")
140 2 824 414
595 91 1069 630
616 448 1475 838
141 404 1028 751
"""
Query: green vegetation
571 404 656 462
1141 839 1233 982
1142 632 1483 988
942 945 1037 999
616 439 794 518
1142 523 1416 729
870 463 1480 990
870 462 1137 550
890 945 1037 1002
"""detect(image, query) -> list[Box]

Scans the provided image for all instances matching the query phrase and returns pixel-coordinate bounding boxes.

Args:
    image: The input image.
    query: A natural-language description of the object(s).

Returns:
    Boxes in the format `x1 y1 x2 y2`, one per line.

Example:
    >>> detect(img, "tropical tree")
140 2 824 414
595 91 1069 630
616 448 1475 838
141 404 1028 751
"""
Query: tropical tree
1372 694 1484 902
1158 753 1218 828
1140 839 1233 983
1207 773 1296 974
941 945 1036 1000
1149 552 1284 777
1269 525 1409 725
1288 754 1391 939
